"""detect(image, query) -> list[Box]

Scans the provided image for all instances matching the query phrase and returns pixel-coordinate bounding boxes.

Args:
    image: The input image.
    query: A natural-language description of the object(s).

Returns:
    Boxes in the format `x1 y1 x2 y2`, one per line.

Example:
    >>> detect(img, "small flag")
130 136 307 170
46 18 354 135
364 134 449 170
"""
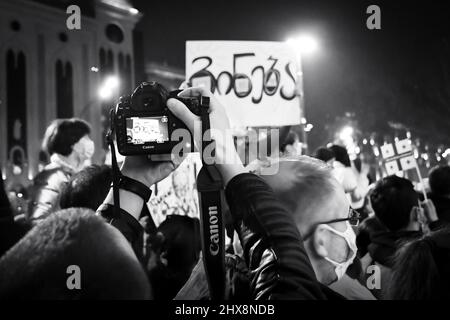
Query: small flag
378 139 418 175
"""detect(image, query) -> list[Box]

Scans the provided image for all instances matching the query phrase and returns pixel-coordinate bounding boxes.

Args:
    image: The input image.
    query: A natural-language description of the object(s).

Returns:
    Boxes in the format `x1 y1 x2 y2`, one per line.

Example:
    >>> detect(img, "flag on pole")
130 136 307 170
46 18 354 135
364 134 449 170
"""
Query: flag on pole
379 139 417 175
378 138 428 200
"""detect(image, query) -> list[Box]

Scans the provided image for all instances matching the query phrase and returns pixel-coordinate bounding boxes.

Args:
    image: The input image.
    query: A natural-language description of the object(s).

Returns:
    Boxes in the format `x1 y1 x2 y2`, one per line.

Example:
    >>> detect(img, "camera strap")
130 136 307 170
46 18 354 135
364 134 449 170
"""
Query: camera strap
107 108 157 234
107 109 121 219
197 101 226 300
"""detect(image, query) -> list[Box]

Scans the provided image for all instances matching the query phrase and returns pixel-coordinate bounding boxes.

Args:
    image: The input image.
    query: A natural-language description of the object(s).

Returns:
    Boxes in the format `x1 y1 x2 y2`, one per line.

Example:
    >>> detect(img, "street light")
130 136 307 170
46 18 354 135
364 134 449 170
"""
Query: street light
78 75 121 118
98 75 120 101
129 8 139 15
338 125 358 160
339 126 354 142
286 35 319 55
304 123 314 132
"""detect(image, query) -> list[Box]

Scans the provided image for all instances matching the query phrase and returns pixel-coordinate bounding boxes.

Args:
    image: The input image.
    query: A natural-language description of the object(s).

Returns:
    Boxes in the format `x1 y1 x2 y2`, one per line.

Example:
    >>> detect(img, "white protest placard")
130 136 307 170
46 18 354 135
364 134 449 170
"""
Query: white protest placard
186 41 301 128
148 153 202 226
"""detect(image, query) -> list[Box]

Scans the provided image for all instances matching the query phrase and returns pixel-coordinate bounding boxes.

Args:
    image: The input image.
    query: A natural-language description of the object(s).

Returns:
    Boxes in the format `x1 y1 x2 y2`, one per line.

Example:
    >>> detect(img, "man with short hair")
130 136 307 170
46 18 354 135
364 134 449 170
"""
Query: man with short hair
0 208 150 299
263 156 364 298
146 215 201 300
366 175 444 298
60 164 112 211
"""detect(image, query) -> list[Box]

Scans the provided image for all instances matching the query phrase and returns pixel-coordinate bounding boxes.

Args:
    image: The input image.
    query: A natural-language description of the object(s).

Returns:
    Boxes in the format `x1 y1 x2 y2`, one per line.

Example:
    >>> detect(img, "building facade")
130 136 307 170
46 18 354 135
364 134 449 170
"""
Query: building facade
0 0 142 182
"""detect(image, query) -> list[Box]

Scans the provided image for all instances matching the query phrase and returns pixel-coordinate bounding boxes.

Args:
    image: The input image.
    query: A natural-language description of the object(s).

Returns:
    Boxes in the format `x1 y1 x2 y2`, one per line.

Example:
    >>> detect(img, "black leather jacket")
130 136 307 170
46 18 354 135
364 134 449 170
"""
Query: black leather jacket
224 173 325 299
98 172 327 299
28 165 73 220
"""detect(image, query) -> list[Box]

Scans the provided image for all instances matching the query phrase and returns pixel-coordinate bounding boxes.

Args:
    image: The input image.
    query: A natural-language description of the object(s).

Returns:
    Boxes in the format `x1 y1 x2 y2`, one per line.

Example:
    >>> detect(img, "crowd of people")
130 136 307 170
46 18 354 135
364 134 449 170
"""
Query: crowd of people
1 85 450 300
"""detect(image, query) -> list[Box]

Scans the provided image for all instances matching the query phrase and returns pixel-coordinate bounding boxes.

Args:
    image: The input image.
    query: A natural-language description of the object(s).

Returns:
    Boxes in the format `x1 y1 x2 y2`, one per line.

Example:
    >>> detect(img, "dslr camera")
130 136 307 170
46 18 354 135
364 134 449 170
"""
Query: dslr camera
114 82 209 156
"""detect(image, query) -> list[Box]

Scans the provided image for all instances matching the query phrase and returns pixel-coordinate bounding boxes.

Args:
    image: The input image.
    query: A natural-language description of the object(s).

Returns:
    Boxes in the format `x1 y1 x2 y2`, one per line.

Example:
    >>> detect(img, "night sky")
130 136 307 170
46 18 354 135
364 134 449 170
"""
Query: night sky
131 0 450 149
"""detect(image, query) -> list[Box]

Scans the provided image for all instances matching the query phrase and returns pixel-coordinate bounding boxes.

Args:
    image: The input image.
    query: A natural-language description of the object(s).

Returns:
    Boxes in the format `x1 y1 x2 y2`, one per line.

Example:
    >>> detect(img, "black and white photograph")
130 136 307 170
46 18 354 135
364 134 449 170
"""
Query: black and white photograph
1 0 450 311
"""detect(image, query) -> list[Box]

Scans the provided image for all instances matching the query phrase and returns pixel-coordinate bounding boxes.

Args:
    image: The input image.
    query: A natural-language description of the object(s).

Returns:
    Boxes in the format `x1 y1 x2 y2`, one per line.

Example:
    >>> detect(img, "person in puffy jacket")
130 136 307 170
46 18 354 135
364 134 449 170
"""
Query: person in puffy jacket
28 118 94 220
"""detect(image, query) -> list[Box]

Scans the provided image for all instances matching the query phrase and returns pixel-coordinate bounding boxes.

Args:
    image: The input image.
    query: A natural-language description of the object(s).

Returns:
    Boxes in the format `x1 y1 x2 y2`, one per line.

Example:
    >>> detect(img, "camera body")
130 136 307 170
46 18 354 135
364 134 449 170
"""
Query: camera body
114 81 208 156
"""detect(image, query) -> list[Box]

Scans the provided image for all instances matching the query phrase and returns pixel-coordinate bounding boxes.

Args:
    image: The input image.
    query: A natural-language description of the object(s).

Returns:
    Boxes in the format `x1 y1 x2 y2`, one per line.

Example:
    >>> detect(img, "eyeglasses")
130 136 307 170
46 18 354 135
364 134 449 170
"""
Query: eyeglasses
302 208 360 240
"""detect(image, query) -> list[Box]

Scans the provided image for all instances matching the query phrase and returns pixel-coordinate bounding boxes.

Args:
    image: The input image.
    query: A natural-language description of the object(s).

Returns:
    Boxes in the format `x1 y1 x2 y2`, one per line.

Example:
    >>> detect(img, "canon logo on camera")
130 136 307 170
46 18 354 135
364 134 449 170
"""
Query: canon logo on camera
208 206 220 256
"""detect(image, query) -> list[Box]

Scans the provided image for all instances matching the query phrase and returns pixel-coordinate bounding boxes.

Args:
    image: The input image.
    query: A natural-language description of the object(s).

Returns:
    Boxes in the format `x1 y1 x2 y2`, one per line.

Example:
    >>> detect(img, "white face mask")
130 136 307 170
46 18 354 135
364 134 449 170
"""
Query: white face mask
322 221 357 280
73 136 95 161
83 139 95 159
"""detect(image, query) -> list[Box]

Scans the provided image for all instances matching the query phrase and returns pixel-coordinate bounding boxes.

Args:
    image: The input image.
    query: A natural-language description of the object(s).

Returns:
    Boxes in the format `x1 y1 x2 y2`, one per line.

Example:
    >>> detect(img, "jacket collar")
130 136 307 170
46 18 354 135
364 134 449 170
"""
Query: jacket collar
47 154 77 173
368 230 421 267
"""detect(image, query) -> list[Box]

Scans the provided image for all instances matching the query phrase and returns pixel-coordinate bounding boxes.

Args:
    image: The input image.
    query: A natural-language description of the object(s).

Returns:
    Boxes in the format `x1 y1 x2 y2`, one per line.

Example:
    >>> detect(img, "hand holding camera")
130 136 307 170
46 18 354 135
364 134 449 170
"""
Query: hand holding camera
120 153 182 188
114 82 246 186
167 87 247 185
113 82 201 187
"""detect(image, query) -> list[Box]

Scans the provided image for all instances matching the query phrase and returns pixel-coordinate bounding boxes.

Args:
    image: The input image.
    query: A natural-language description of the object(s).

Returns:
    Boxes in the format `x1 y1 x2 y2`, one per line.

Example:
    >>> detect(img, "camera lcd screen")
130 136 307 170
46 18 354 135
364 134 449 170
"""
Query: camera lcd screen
126 116 169 144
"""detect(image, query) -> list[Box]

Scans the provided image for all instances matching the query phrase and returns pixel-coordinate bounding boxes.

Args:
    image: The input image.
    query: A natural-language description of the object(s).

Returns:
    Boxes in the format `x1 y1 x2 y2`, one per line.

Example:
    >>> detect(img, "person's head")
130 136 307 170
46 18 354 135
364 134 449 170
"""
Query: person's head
389 228 450 299
60 165 112 211
263 156 357 285
42 118 94 167
370 175 421 232
280 131 301 157
329 144 351 167
356 216 387 257
313 147 335 166
0 208 150 299
429 165 450 197
0 169 32 257
146 215 201 300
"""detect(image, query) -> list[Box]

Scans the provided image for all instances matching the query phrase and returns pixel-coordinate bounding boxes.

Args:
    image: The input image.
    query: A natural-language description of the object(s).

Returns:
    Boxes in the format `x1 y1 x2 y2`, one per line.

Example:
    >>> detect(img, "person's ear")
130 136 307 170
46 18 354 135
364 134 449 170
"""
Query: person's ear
409 206 419 223
311 225 329 258
159 251 168 267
